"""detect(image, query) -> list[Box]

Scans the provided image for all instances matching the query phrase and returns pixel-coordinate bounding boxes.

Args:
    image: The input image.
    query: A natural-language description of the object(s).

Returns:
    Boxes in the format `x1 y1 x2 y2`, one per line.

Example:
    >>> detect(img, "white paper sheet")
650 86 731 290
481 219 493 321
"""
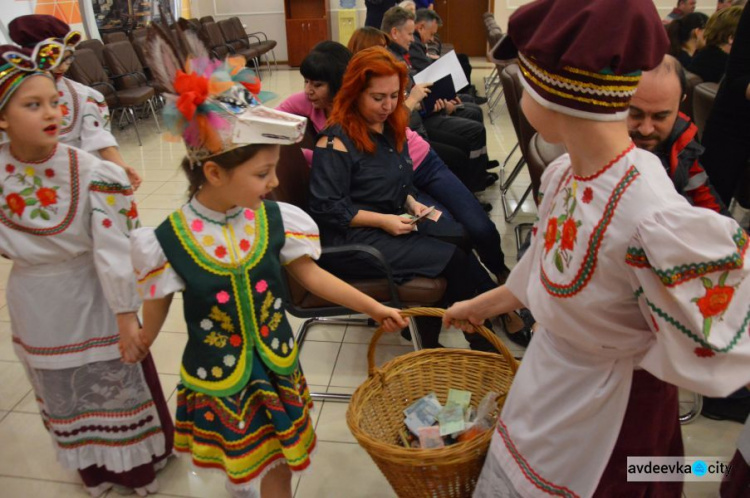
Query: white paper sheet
412 50 469 93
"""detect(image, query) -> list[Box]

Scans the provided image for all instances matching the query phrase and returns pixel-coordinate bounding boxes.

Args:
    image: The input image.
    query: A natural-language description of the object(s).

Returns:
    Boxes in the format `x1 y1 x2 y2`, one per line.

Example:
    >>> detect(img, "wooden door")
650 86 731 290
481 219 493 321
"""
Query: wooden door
433 0 492 56
285 19 308 67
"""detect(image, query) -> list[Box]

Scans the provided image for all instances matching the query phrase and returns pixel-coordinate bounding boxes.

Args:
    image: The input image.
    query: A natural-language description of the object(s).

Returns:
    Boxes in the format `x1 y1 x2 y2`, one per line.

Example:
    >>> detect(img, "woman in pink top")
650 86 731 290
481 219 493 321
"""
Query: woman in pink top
277 41 511 283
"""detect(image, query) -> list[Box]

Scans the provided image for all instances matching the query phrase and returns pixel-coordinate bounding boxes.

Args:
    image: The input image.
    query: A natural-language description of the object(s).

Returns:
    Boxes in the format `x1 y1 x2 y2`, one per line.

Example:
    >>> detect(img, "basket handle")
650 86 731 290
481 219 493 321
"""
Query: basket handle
367 307 520 377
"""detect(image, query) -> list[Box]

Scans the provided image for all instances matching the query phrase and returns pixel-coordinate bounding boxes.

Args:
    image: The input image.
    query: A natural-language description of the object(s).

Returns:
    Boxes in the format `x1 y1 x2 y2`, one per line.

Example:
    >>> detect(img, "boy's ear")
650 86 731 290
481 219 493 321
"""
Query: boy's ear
0 111 8 131
202 160 224 186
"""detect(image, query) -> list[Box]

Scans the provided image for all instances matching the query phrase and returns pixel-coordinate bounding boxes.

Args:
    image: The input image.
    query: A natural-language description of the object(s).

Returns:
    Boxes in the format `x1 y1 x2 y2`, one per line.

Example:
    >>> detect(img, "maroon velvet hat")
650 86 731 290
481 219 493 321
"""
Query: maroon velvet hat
9 15 82 51
494 0 669 121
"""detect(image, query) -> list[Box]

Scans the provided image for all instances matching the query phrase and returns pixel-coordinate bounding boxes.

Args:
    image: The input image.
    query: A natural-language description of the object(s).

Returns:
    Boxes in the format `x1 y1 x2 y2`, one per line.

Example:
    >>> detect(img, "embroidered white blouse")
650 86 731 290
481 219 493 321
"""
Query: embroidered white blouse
130 198 321 300
0 143 140 369
480 145 750 497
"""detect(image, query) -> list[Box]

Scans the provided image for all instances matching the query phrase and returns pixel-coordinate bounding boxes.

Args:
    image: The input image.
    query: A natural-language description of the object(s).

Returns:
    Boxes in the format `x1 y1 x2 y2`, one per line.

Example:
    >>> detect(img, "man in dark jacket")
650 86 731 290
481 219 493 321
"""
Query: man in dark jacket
365 0 398 28
627 55 727 214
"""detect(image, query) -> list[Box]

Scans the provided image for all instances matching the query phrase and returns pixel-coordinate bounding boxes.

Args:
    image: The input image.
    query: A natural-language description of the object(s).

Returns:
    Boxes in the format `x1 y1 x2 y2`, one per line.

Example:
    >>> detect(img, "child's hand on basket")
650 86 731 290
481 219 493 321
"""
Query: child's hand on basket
372 305 409 333
443 300 486 333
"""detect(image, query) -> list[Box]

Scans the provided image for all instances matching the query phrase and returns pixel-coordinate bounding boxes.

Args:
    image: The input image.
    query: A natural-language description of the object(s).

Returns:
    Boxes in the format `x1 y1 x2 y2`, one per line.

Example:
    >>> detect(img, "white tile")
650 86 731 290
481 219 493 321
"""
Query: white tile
298 341 340 387
301 320 347 343
132 180 165 197
329 343 413 388
14 389 39 414
294 441 396 498
161 303 188 333
0 412 80 483
0 477 91 497
152 181 190 196
314 401 356 444
0 361 32 411
137 194 186 210
153 453 230 498
149 332 188 376
138 208 176 228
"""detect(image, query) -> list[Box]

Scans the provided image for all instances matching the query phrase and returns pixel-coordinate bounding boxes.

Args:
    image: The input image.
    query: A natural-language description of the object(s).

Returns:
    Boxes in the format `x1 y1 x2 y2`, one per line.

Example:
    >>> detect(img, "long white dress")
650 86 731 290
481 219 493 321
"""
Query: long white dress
474 144 750 498
0 143 168 483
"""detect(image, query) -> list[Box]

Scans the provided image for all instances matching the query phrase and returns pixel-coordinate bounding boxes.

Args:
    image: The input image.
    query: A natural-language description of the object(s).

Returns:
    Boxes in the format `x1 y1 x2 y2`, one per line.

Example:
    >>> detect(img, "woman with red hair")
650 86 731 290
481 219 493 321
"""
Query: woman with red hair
309 47 497 349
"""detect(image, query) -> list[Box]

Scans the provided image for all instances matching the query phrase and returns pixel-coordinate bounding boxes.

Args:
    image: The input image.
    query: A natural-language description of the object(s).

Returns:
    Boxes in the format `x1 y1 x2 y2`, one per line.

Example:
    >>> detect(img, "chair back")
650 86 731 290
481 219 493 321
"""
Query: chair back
67 48 119 108
103 31 129 44
268 143 311 211
527 133 566 204
78 39 107 69
500 64 536 160
103 41 147 90
200 16 216 24
200 22 232 59
681 70 704 118
692 82 718 141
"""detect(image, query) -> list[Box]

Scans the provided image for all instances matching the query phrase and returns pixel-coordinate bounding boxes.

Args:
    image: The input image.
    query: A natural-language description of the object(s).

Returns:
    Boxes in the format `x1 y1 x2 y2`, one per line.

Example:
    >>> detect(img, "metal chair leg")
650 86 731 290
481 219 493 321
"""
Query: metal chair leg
147 99 161 132
679 391 703 425
502 183 532 223
126 107 142 146
295 316 421 403
500 156 526 193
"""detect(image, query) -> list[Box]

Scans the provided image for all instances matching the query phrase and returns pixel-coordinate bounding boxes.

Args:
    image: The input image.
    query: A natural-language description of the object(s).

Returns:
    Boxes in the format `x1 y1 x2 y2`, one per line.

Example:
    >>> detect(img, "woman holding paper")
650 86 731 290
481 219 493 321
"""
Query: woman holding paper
309 47 498 351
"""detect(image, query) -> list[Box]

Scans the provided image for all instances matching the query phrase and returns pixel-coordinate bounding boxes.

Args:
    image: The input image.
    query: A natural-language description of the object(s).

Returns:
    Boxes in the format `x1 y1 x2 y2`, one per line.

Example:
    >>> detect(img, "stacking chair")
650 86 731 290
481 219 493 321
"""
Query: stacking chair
128 31 153 83
198 21 234 60
217 19 263 67
499 64 537 222
268 143 447 402
103 41 160 145
227 17 277 74
67 48 119 108
199 16 215 24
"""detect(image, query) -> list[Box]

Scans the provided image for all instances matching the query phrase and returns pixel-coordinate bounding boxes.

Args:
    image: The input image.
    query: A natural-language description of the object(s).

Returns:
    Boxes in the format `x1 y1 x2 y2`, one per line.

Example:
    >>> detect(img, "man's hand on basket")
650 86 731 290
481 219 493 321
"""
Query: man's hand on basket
442 300 487 333
372 305 409 333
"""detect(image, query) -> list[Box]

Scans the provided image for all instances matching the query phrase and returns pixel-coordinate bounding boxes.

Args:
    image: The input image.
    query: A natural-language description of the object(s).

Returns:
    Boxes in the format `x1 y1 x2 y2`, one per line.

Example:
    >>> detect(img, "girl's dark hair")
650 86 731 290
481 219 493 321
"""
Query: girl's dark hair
181 144 271 198
299 41 352 100
667 12 708 56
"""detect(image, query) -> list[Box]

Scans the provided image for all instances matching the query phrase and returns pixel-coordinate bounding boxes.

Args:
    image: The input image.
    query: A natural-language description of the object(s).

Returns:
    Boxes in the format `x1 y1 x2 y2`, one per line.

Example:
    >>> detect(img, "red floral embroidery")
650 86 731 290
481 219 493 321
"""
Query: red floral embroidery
260 325 269 338
5 164 15 174
696 285 734 319
692 271 735 340
215 246 227 258
44 168 54 178
561 218 577 251
36 187 57 207
229 334 242 347
582 187 593 204
60 104 70 117
694 347 715 358
239 239 250 252
102 218 112 228
125 202 138 219
544 218 558 254
5 193 25 216
531 226 538 236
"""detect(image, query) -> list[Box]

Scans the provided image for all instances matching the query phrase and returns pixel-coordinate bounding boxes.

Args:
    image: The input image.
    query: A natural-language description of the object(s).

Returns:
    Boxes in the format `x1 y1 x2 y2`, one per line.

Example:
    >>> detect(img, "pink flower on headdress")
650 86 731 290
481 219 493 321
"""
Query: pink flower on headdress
174 70 209 121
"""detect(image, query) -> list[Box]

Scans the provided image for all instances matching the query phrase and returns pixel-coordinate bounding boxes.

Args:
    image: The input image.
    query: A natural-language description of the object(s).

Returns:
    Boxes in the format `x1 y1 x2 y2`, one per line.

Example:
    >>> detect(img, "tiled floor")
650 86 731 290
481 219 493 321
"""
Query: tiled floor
0 61 742 498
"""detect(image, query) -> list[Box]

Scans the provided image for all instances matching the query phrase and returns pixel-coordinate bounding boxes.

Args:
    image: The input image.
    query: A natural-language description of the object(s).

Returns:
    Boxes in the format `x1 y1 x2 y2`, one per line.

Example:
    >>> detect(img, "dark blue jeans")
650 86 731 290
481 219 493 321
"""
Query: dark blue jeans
414 150 508 276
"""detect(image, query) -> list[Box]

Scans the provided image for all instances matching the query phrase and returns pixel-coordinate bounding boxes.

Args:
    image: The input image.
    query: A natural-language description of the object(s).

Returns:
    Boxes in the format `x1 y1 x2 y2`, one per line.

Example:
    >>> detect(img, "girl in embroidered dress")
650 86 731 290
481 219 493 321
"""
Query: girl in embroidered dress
443 0 750 497
125 25 408 498
0 42 173 497
6 15 142 190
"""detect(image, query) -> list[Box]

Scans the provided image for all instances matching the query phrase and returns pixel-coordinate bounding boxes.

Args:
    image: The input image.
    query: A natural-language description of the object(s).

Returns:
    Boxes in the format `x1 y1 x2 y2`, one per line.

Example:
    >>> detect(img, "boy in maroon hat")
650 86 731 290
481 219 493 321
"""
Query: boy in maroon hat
7 14 141 189
444 0 750 496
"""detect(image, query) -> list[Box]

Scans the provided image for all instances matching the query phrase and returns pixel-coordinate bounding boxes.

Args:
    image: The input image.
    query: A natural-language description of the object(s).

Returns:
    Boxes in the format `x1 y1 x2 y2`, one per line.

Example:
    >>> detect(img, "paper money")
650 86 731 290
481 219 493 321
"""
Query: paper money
447 388 472 409
418 425 445 449
438 403 466 436
403 393 442 436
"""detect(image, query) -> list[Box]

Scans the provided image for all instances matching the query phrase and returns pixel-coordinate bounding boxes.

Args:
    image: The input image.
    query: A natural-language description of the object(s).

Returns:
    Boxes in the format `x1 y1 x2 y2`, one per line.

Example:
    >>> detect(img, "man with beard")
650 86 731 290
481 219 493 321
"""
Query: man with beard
627 54 727 214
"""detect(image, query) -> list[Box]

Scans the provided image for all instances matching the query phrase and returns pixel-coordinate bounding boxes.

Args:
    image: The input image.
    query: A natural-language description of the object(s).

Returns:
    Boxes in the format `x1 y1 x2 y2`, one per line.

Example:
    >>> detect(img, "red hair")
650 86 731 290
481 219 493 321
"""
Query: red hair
328 47 409 154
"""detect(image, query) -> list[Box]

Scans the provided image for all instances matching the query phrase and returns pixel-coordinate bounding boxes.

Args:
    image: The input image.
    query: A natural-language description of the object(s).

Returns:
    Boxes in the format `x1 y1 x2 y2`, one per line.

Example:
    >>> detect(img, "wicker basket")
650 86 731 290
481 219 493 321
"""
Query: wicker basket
346 308 519 498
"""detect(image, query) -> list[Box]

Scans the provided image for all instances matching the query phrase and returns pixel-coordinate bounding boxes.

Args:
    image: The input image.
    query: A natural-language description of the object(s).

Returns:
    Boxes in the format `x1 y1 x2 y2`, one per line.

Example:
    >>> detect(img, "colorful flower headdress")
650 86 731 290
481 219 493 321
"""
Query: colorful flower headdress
146 21 306 166
0 41 61 111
